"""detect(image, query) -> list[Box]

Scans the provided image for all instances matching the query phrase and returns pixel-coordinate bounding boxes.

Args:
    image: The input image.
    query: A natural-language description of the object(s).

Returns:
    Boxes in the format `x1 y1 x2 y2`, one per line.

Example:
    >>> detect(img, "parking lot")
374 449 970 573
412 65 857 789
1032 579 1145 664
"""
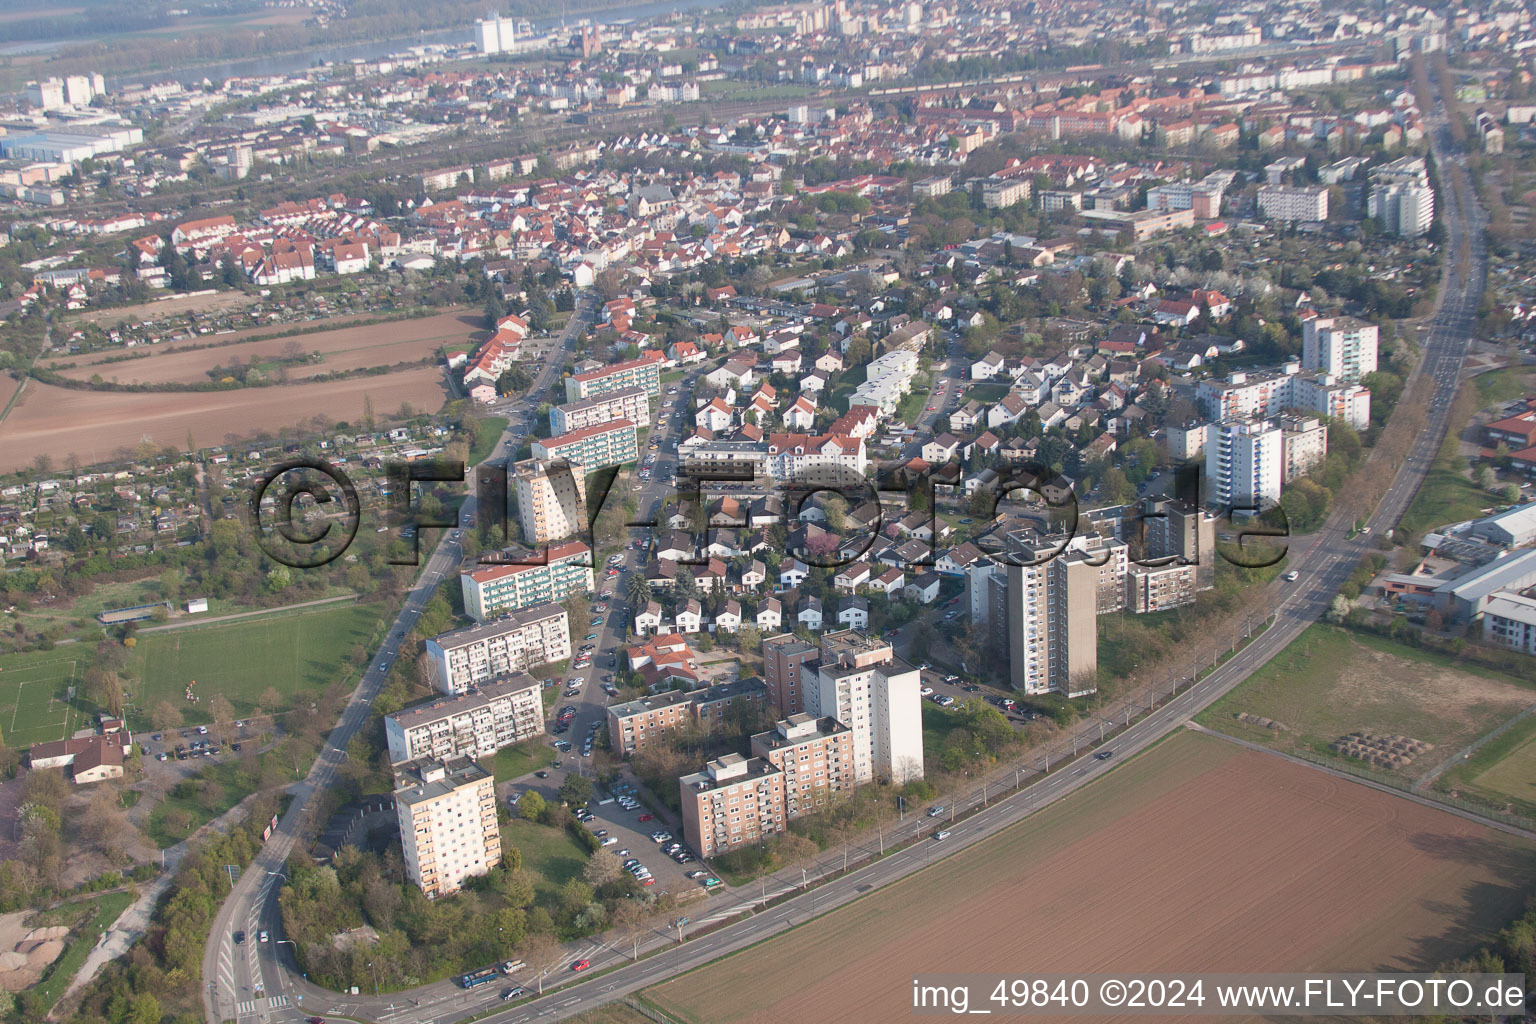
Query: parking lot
915 667 1043 726
575 783 709 897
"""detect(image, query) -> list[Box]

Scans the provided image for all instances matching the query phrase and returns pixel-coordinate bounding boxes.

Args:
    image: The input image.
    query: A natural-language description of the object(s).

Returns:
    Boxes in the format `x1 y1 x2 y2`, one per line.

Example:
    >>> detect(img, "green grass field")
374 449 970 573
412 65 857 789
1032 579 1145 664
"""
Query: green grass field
960 382 1009 404
127 603 386 726
0 649 90 750
1197 625 1535 782
1444 713 1536 817
501 819 590 907
468 417 509 466
492 738 548 783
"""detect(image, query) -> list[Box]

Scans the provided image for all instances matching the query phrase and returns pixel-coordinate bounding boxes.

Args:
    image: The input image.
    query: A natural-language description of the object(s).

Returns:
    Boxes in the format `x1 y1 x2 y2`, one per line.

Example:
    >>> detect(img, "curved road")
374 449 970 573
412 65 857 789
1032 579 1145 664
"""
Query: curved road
202 92 1487 1024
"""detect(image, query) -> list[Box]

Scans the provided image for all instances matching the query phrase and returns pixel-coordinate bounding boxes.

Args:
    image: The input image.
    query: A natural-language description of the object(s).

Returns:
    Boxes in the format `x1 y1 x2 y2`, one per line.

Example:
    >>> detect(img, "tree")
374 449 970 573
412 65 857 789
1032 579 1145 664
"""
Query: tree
521 932 563 994
209 695 236 733
626 572 653 609
735 622 762 654
150 701 183 733
81 787 134 862
84 668 124 717
558 774 593 806
518 790 547 822
582 849 623 888
611 899 649 960
362 393 376 431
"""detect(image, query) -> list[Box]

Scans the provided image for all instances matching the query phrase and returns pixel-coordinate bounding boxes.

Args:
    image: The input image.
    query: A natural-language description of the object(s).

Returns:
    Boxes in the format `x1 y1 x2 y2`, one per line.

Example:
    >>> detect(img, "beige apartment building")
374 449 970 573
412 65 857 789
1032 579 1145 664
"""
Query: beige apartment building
425 603 570 695
384 672 545 764
514 458 588 546
749 714 854 819
679 753 786 858
393 756 501 898
803 630 924 785
607 690 694 757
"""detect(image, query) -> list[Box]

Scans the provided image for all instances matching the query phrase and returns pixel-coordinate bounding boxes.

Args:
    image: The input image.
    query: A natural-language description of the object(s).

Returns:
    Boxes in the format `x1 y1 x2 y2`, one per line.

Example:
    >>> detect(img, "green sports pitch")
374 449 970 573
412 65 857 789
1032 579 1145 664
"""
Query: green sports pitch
126 602 387 726
0 650 90 750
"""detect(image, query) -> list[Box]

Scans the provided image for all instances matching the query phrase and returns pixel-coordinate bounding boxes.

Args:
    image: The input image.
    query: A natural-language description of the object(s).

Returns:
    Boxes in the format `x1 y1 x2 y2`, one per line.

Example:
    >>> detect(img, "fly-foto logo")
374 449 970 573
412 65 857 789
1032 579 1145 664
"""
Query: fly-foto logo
251 457 1290 571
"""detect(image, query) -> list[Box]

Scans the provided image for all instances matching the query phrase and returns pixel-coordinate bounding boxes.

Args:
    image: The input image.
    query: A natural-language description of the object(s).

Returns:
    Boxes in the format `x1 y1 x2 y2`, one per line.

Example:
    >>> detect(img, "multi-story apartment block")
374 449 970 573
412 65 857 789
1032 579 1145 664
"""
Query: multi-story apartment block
424 603 570 695
550 385 650 435
514 458 588 547
1256 185 1328 223
749 714 854 819
1126 562 1200 614
803 630 923 784
1197 365 1370 432
607 680 769 756
1207 420 1282 509
384 673 545 763
1291 373 1371 432
531 419 638 471
762 634 820 717
1303 316 1378 383
1368 181 1434 237
691 678 769 732
977 176 1031 209
1145 173 1228 219
607 690 693 757
764 433 867 481
679 753 785 858
460 541 595 621
1280 415 1330 483
393 756 501 898
998 543 1100 698
1139 498 1217 592
564 352 664 402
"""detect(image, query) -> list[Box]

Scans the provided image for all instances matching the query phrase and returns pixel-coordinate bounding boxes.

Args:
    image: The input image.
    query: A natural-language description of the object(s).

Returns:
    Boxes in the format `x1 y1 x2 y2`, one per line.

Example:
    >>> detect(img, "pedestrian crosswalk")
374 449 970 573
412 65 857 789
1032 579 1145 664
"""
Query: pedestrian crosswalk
234 994 288 1017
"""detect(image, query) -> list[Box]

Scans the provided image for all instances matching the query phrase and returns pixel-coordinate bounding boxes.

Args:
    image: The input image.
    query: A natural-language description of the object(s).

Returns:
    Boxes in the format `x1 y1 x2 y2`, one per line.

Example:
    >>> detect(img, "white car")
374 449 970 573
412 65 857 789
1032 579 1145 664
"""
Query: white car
919 686 934 696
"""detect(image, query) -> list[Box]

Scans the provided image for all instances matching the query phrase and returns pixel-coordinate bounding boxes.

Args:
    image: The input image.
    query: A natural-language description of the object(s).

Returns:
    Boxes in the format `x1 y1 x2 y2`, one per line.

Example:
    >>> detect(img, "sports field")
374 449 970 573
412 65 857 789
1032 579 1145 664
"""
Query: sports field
1197 624 1534 782
126 602 387 725
645 730 1536 1024
0 649 90 749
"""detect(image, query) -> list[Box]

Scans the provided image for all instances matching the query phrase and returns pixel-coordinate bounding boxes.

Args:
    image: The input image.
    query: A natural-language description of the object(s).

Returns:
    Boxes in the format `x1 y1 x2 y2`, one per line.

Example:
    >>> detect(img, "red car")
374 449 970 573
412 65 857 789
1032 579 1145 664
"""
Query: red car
637 813 654 822
571 959 591 972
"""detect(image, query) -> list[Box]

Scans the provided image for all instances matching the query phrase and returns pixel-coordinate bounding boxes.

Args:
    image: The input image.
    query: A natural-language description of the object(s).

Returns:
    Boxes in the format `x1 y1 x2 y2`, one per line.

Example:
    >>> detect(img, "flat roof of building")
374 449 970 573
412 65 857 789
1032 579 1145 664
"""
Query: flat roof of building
392 755 490 806
429 603 565 650
388 672 541 730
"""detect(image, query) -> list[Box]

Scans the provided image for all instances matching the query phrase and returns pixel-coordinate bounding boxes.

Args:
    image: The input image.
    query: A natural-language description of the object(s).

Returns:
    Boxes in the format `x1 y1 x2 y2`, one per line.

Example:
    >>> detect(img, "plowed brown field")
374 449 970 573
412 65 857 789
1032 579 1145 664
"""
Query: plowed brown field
0 369 450 472
647 730 1536 1024
49 309 483 385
